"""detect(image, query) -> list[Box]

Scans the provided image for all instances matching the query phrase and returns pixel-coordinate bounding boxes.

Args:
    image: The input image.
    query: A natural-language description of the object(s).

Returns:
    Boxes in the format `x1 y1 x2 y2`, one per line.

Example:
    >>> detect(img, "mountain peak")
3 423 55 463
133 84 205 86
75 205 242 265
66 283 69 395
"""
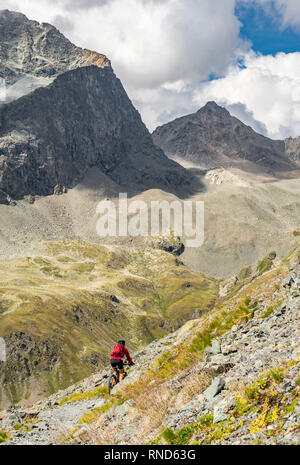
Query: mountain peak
152 101 295 173
199 101 229 116
0 9 28 20
203 101 222 109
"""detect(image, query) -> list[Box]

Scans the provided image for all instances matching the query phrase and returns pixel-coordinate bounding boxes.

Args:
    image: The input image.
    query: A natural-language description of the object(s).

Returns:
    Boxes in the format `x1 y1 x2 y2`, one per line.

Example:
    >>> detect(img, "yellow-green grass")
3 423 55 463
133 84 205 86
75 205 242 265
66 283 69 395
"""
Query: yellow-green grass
59 386 108 406
78 397 125 425
0 430 11 443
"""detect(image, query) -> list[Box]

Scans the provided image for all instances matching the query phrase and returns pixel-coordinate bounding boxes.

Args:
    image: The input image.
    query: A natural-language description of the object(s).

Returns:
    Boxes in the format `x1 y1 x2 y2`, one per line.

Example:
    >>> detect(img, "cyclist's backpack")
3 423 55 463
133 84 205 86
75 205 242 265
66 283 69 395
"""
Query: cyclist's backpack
112 343 124 357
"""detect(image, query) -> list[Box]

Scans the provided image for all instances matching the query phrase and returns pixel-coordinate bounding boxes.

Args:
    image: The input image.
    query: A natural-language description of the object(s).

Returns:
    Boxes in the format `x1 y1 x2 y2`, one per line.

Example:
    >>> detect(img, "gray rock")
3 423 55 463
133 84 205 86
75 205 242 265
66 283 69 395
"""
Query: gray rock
211 339 221 355
268 251 277 260
254 360 263 369
282 275 295 288
222 344 238 355
213 399 229 423
282 381 296 392
203 377 225 402
204 346 213 355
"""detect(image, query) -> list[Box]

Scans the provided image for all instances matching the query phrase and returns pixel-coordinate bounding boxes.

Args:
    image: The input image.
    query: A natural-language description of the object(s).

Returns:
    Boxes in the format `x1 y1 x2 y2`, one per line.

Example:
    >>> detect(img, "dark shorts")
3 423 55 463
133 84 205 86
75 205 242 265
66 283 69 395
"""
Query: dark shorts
110 358 123 369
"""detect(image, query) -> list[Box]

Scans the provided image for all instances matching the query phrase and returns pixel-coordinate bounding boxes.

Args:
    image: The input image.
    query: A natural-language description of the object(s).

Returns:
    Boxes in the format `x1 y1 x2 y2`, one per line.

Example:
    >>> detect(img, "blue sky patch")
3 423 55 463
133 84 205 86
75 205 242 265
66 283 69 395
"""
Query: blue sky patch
236 2 300 55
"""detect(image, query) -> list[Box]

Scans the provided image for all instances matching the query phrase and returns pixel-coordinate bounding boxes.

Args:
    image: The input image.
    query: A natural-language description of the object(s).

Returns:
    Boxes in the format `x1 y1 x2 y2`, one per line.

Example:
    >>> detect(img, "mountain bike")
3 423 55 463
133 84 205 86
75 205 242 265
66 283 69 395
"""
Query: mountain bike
108 362 130 395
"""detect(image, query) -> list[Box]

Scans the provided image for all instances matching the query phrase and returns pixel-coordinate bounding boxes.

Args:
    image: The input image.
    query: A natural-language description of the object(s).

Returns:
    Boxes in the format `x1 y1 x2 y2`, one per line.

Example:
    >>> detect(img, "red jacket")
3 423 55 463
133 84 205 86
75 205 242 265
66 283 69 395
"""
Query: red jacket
111 345 134 365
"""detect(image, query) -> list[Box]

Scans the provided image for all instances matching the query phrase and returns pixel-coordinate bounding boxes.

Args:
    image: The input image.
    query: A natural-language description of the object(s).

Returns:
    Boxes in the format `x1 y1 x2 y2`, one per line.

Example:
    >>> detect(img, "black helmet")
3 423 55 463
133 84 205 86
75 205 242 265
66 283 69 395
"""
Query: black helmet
118 339 125 346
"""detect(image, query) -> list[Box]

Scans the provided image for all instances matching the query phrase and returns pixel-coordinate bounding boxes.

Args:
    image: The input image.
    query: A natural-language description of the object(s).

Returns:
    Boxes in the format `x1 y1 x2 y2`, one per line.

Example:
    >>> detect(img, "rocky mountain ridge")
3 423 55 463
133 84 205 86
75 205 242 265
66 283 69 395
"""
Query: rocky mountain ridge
0 9 110 94
152 101 300 174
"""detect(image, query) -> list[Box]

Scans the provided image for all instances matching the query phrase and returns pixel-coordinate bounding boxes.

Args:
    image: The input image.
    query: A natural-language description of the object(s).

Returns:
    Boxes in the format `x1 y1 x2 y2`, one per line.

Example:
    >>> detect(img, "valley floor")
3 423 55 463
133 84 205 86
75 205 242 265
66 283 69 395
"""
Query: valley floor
1 167 300 279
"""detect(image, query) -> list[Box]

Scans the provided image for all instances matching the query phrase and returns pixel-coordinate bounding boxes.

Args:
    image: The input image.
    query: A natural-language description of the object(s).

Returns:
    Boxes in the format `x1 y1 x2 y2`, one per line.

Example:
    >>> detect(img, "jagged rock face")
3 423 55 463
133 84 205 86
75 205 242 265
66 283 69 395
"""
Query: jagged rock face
0 10 190 201
0 66 189 199
0 9 110 95
152 101 297 172
285 137 300 165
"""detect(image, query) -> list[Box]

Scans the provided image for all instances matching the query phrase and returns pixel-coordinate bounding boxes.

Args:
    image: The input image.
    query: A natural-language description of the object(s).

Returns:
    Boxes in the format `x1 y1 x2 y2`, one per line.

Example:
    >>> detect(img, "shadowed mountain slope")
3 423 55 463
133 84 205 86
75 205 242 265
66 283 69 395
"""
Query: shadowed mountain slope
0 10 194 204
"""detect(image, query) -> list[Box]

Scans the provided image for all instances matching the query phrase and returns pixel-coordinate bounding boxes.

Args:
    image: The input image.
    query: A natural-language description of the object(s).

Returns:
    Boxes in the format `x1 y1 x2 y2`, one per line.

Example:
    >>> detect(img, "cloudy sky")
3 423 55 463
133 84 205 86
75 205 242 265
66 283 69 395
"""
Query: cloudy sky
1 0 300 139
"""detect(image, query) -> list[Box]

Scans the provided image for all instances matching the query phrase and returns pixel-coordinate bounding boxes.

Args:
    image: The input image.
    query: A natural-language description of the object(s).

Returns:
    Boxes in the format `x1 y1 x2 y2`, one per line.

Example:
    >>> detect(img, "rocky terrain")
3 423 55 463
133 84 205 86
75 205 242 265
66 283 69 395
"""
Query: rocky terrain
0 10 192 204
152 101 300 174
0 242 299 445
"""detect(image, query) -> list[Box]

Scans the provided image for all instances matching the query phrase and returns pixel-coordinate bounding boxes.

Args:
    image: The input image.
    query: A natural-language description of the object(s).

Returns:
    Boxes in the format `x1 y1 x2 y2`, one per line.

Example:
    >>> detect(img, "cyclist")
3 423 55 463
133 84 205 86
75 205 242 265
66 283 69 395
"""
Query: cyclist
110 340 134 383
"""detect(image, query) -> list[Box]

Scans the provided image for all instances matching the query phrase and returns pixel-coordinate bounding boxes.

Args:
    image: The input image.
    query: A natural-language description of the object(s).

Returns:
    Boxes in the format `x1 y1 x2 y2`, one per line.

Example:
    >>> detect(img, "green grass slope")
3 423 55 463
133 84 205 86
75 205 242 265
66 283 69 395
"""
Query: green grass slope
0 240 219 408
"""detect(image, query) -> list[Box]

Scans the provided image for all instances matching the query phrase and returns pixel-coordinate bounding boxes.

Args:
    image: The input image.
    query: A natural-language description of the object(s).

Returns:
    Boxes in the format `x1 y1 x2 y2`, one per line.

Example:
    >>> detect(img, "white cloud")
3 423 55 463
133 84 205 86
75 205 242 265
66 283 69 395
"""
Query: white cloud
269 0 300 29
193 51 300 139
71 0 242 88
131 84 199 131
242 0 300 30
225 102 268 135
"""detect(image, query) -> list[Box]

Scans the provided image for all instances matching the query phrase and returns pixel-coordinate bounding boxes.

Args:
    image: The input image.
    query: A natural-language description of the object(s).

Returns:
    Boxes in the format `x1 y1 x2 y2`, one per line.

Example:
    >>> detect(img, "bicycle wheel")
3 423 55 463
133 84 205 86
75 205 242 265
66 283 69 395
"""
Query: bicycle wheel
108 373 115 395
